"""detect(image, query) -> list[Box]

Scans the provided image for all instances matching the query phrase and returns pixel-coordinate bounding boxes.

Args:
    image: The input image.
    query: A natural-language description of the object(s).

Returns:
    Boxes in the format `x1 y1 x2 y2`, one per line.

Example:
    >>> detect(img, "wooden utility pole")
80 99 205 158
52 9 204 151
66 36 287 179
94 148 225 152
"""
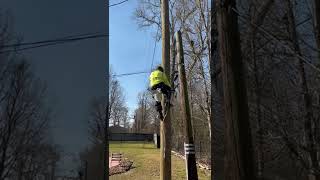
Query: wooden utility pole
176 31 198 180
104 1 110 179
160 0 171 179
216 0 255 180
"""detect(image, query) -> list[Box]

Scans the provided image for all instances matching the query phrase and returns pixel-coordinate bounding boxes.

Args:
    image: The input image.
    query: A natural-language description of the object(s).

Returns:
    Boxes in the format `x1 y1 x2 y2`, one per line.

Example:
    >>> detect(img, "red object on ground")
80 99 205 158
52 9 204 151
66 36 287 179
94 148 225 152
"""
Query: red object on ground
109 157 120 168
109 153 122 168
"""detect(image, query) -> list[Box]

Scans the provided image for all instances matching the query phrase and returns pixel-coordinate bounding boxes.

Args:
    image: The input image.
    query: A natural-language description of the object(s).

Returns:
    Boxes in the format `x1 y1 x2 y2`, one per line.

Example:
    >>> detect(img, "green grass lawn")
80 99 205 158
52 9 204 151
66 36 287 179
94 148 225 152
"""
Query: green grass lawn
110 142 211 180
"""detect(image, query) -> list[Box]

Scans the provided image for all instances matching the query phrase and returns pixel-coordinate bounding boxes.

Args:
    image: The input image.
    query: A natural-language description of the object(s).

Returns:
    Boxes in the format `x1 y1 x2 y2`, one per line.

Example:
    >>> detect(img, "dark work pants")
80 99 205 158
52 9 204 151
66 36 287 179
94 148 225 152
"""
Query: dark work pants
151 82 171 120
151 82 171 98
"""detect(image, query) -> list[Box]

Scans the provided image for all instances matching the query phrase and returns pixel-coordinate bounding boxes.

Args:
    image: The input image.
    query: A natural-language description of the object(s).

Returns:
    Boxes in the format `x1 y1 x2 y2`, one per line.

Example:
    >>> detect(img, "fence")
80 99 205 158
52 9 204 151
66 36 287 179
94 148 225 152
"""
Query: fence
109 133 154 142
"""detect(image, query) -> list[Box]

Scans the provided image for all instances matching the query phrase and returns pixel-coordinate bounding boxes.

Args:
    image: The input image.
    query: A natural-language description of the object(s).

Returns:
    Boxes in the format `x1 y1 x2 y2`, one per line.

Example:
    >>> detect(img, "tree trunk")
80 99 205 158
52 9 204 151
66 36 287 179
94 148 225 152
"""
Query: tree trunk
188 33 212 140
199 58 212 139
216 0 255 179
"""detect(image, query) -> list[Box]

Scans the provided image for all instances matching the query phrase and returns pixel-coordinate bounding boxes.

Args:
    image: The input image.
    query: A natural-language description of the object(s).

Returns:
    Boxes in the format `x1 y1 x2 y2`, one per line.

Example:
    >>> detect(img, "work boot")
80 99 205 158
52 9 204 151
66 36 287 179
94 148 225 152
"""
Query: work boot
155 102 162 112
158 113 164 121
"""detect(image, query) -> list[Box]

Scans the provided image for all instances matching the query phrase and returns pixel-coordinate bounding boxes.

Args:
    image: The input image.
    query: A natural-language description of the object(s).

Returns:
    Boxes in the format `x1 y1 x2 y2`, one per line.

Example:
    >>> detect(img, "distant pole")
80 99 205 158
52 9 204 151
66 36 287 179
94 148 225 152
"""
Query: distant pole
160 0 172 179
176 30 199 180
104 0 110 179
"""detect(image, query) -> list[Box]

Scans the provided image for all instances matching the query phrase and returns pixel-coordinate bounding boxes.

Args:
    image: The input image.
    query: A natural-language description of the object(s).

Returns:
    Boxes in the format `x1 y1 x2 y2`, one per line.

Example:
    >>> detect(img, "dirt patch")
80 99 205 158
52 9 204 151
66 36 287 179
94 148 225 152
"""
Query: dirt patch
109 160 133 176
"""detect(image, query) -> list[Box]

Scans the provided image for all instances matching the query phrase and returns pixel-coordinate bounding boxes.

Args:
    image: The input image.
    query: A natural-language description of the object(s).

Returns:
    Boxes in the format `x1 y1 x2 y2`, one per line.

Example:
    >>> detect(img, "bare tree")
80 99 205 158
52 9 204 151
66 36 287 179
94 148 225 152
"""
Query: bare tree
0 60 54 180
132 90 158 133
88 74 128 143
109 76 127 127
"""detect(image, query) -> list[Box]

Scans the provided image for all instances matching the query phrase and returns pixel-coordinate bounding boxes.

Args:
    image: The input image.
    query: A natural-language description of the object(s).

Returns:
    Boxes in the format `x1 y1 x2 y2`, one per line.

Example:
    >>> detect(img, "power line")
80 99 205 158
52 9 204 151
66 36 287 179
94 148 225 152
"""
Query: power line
113 71 149 77
4 41 66 53
0 33 108 54
109 0 130 7
150 28 160 71
1 32 106 48
113 30 159 81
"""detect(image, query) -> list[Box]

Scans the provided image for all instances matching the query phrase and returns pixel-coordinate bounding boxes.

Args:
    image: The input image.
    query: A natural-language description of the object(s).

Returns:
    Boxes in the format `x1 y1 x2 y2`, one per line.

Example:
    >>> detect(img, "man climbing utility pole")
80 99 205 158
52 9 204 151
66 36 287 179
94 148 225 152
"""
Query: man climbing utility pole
216 0 255 180
176 30 198 180
149 65 172 120
160 0 172 179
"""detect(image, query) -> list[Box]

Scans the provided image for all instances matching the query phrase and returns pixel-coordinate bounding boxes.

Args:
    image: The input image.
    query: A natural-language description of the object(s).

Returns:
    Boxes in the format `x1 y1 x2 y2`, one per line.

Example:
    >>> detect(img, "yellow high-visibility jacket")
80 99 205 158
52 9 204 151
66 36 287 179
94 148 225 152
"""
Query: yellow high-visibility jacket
149 70 171 88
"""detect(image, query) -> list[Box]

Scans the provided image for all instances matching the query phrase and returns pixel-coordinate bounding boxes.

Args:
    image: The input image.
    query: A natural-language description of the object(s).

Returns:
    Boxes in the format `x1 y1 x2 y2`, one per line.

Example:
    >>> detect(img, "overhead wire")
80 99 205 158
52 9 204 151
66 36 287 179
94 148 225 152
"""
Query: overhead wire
142 28 160 86
1 32 106 48
0 33 108 54
113 9 320 79
113 71 149 77
111 31 160 81
129 7 316 82
112 30 158 80
150 28 160 71
3 41 67 53
0 0 146 78
109 0 130 7
1 0 130 51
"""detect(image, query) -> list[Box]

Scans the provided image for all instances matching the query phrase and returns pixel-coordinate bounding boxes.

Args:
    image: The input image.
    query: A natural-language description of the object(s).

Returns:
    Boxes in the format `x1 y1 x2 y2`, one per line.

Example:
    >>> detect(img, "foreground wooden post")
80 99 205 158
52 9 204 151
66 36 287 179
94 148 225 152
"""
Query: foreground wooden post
216 0 255 179
176 31 199 180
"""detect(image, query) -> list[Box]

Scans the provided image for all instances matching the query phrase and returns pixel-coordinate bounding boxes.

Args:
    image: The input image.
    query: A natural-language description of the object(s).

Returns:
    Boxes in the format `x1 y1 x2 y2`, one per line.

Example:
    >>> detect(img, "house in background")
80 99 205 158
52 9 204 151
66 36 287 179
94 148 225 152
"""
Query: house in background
108 125 128 133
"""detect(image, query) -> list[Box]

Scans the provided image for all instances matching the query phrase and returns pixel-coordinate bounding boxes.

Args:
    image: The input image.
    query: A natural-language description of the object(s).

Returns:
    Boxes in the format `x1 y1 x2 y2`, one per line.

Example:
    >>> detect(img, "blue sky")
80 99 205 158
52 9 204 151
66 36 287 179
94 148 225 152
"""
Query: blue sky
110 0 161 116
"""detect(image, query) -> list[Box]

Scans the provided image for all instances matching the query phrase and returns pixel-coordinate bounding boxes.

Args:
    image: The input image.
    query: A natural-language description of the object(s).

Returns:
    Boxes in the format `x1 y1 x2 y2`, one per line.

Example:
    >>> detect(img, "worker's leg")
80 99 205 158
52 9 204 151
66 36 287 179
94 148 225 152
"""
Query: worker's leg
158 83 172 104
152 88 162 102
152 88 164 120
155 101 164 120
155 101 162 111
157 83 170 97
